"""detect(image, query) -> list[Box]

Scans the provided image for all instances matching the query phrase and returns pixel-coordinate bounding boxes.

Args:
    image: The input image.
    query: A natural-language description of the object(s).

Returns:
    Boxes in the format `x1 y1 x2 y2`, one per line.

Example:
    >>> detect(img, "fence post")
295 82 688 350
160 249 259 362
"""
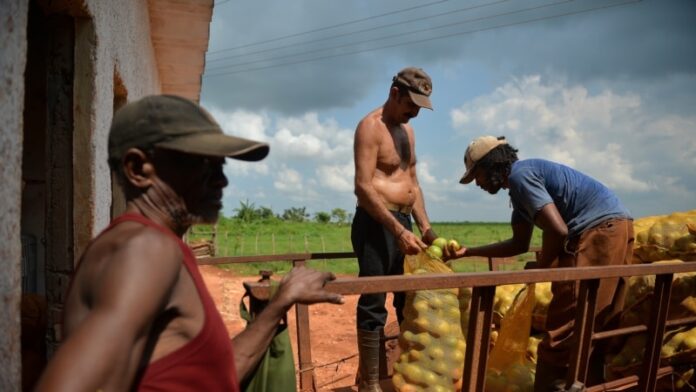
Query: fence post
224 231 228 256
321 235 326 269
566 279 599 388
462 285 495 392
638 274 673 391
293 258 316 391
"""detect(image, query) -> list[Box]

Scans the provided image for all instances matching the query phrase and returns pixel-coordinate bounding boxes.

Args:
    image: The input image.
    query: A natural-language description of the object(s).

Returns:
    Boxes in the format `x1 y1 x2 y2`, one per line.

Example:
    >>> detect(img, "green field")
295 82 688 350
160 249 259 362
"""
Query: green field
188 217 542 276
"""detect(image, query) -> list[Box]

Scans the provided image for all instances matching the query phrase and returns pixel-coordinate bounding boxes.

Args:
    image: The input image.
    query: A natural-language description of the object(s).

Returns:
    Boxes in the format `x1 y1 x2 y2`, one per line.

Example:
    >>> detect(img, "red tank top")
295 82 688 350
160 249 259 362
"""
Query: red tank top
102 214 239 391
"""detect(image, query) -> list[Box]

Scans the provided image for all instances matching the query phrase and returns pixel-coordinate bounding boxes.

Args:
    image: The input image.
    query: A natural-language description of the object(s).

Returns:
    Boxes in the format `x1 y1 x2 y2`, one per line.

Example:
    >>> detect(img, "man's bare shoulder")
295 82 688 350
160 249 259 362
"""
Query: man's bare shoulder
82 221 182 275
66 221 184 333
356 107 386 139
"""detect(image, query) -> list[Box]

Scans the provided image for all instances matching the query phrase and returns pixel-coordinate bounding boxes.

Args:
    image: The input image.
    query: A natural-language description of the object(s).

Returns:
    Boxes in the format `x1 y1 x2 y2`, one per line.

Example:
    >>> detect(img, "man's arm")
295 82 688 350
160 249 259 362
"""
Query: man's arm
409 157 437 245
533 203 568 268
35 229 182 392
444 220 534 260
353 118 425 254
232 266 343 381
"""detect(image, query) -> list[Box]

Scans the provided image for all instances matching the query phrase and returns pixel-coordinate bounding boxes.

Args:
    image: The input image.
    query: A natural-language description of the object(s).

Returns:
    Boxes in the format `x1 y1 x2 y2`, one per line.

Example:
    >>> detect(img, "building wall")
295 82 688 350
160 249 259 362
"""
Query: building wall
73 0 161 258
0 1 29 389
2 0 167 389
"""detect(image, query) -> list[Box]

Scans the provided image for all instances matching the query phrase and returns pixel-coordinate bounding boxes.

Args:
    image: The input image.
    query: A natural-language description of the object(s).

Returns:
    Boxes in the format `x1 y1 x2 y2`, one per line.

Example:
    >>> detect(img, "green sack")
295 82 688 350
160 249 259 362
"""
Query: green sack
239 285 297 392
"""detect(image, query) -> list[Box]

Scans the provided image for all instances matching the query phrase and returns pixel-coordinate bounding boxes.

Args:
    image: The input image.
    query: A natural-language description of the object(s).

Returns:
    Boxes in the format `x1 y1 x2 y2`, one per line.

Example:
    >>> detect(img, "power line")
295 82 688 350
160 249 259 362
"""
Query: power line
207 0 452 55
206 0 568 73
207 0 512 65
204 0 640 78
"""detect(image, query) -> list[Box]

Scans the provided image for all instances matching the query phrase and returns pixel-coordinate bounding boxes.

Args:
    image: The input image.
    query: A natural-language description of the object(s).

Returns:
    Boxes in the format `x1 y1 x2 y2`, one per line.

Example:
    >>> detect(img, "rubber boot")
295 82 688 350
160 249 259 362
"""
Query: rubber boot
357 329 383 392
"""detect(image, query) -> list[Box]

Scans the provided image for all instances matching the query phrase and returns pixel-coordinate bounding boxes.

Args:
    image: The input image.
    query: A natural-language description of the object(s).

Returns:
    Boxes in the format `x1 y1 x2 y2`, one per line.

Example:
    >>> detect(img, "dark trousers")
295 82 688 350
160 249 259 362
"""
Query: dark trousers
535 218 634 391
351 207 411 331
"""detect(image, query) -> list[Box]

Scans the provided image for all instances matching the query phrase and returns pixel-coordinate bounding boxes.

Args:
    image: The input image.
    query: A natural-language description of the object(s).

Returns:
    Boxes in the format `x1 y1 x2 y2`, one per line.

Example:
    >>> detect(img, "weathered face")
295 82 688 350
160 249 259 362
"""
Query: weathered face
152 149 228 224
396 90 421 124
474 166 502 195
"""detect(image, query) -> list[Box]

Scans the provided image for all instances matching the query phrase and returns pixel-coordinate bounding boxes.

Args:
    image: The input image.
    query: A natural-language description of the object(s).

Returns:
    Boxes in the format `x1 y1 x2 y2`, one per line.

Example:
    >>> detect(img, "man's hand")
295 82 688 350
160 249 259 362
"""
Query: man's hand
442 244 467 261
398 229 427 255
421 228 438 245
275 266 344 308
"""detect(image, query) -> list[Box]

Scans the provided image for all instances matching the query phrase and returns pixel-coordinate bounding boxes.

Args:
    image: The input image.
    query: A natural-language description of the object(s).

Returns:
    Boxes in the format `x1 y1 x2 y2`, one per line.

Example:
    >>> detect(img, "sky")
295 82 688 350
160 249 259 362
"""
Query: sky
200 0 696 222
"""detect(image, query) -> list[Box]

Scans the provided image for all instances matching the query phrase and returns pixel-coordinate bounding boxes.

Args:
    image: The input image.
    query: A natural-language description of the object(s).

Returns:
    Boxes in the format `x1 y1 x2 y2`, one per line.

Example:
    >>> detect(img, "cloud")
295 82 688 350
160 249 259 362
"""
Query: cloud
316 162 354 192
450 74 696 201
273 166 304 192
208 107 272 141
202 1 696 114
271 113 353 161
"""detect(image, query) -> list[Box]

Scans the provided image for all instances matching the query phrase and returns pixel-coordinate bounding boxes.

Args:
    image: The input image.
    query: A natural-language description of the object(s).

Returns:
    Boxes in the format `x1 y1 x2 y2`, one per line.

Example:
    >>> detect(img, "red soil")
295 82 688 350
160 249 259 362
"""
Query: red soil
200 265 399 391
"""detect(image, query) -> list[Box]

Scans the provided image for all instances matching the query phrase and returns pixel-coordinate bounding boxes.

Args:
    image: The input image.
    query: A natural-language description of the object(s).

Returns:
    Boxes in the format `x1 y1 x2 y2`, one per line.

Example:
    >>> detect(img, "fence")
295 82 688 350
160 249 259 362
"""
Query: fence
199 252 696 392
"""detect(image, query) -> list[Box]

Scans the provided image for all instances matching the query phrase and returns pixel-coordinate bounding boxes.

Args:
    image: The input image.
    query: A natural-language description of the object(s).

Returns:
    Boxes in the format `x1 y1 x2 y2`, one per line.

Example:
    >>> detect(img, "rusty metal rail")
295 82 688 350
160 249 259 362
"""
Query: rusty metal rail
200 253 696 391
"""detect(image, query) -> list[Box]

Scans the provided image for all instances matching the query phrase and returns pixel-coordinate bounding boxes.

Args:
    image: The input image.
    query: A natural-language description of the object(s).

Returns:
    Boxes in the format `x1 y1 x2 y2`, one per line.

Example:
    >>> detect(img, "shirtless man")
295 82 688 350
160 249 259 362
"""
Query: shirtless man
35 95 343 391
352 67 438 391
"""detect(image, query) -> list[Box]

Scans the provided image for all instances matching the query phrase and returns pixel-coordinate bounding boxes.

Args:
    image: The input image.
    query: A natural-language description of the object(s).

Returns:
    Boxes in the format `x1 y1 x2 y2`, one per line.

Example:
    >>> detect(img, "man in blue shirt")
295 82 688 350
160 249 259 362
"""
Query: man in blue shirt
445 135 634 391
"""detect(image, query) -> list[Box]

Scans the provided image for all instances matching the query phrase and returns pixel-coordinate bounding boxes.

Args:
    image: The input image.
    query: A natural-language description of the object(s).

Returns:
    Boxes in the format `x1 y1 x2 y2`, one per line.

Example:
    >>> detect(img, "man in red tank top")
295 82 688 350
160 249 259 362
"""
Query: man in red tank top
36 95 344 391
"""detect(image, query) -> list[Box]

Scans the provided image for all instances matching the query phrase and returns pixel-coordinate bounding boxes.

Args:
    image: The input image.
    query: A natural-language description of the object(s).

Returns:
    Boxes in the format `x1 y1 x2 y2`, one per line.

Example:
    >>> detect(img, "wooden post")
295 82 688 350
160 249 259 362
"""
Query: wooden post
462 286 495 392
293 259 316 391
321 235 327 269
212 223 217 257
224 231 229 256
638 274 673 391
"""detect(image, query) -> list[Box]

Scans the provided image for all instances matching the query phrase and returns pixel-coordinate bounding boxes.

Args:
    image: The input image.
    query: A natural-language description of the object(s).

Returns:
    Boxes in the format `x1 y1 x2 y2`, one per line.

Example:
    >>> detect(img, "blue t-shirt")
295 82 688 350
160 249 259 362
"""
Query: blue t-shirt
508 159 632 237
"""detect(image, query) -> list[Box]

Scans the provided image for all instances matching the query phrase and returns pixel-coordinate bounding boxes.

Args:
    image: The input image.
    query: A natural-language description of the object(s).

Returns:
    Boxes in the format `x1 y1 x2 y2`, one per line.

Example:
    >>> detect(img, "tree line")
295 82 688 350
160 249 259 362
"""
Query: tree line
231 200 352 225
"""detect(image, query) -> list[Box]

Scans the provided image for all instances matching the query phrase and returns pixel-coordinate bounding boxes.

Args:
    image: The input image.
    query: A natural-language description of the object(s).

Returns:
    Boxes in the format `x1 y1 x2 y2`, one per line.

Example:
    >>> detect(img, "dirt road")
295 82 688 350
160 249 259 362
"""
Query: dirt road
200 265 399 391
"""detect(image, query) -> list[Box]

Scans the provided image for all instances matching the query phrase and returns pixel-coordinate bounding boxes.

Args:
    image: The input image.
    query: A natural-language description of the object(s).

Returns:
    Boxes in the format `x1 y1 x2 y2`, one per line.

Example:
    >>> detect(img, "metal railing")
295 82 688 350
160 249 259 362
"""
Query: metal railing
199 253 696 392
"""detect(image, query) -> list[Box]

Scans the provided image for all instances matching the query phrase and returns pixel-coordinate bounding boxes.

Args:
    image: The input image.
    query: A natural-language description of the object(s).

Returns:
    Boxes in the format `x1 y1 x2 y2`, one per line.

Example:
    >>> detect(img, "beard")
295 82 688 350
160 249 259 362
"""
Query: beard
485 172 505 194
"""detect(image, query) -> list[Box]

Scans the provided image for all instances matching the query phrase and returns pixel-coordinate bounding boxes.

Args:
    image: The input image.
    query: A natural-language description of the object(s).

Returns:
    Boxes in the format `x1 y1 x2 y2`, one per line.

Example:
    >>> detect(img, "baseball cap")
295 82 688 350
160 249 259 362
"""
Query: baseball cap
392 67 433 110
459 136 508 184
108 95 269 162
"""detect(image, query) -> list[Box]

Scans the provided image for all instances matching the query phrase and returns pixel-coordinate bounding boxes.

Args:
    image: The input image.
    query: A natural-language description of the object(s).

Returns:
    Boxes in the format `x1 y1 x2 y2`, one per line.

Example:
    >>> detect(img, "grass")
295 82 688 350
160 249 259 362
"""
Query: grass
187 217 542 276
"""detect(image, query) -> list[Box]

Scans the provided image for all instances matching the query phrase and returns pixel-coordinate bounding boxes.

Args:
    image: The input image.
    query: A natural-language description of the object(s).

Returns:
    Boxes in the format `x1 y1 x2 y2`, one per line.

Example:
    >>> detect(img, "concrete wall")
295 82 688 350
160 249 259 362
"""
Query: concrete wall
2 0 162 389
0 1 29 389
73 0 161 257
2 0 211 388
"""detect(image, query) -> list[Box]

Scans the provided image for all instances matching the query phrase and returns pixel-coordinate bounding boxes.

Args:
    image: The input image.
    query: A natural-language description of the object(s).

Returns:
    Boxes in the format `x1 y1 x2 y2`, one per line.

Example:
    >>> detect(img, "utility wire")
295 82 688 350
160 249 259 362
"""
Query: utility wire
207 0 451 55
207 0 511 65
206 0 569 72
204 0 640 78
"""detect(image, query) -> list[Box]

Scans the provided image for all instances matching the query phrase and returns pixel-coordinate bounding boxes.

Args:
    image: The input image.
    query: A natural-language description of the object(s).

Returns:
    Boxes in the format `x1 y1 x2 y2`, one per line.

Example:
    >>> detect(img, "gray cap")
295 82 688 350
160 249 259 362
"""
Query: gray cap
108 94 269 161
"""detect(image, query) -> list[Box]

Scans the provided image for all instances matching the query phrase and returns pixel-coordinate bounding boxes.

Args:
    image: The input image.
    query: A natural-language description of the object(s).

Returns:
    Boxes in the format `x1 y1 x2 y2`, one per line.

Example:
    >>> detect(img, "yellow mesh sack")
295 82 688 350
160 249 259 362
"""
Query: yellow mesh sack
633 210 696 262
393 251 466 392
620 260 696 328
486 284 537 392
493 284 525 327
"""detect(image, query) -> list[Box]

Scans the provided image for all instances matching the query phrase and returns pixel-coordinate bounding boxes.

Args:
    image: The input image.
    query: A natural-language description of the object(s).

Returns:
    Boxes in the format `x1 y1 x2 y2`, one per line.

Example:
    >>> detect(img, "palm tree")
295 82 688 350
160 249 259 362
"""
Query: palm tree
234 200 257 222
